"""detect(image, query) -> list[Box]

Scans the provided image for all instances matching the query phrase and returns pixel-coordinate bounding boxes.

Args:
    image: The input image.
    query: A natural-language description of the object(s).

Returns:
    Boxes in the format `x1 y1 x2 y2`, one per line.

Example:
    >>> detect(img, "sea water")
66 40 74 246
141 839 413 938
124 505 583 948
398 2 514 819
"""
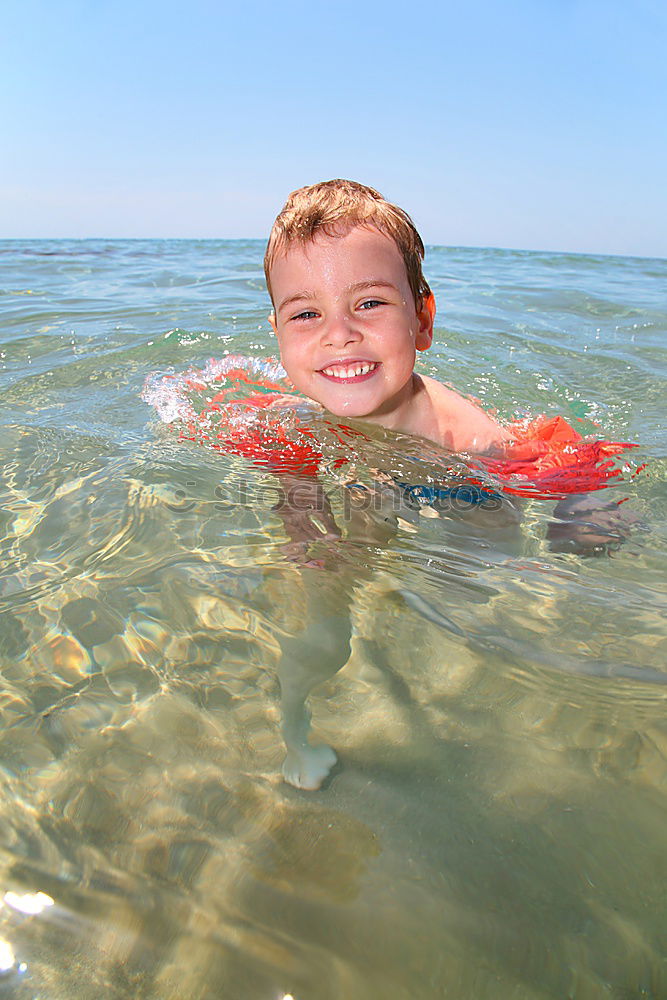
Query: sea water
0 239 665 999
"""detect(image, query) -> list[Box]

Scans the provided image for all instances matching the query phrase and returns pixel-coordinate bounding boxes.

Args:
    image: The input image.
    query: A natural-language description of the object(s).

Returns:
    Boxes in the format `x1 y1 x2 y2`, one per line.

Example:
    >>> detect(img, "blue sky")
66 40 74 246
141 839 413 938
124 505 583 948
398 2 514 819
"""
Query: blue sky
2 0 666 256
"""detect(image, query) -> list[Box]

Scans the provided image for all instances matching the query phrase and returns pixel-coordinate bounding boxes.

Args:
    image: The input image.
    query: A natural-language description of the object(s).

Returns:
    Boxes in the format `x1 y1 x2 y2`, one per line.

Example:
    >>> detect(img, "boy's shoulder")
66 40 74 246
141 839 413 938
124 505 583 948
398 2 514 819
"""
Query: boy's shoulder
419 375 510 454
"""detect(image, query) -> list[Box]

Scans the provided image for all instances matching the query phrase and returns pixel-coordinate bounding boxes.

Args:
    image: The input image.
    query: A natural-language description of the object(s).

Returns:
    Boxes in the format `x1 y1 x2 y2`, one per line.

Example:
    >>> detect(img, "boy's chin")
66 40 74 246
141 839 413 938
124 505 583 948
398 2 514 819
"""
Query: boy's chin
321 402 379 422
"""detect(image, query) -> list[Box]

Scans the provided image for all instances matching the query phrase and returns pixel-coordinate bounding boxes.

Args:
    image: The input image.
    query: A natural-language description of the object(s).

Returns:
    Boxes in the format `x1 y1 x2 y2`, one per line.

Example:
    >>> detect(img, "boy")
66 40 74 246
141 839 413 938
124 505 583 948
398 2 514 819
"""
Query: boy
262 179 635 790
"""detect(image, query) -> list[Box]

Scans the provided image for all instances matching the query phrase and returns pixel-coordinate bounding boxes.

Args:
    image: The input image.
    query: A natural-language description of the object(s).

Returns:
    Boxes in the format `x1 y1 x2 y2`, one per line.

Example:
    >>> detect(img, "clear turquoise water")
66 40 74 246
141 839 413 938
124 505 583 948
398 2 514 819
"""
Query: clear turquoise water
0 239 666 999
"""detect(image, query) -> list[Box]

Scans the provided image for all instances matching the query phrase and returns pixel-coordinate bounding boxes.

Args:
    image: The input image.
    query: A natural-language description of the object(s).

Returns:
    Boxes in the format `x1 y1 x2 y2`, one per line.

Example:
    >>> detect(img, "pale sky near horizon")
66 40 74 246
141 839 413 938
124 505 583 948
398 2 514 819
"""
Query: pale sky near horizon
2 0 666 257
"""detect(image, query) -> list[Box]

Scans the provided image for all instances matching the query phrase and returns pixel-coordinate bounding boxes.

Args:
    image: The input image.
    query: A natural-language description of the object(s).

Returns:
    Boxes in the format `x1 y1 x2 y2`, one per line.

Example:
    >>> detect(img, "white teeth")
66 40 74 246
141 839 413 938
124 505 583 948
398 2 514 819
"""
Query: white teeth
322 362 377 379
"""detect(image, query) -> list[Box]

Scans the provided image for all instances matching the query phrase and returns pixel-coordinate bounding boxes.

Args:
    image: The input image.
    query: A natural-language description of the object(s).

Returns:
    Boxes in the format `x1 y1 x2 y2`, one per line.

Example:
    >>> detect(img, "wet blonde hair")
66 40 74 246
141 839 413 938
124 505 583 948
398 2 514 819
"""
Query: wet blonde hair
264 179 431 308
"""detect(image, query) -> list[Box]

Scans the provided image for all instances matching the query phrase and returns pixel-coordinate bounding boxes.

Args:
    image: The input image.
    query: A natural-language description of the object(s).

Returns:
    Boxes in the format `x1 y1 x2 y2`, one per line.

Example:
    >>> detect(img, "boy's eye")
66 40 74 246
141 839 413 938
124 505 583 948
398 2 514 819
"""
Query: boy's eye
359 299 383 310
292 310 318 321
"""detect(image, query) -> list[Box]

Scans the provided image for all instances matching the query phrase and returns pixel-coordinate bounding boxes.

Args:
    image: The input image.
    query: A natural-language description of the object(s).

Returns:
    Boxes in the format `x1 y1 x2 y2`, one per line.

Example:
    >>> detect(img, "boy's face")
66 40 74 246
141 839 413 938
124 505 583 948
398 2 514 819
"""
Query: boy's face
268 225 433 425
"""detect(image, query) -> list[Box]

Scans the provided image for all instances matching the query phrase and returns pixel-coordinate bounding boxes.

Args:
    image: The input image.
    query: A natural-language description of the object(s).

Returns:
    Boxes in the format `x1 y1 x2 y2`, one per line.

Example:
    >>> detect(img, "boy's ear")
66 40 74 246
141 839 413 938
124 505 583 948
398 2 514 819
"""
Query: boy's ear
268 311 277 334
415 292 436 351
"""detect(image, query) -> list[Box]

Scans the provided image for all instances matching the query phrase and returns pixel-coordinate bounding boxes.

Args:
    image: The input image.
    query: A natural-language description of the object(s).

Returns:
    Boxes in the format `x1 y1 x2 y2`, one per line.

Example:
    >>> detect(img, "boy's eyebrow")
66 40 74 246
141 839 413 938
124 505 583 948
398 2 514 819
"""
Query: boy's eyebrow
276 290 316 314
348 279 399 295
277 280 399 315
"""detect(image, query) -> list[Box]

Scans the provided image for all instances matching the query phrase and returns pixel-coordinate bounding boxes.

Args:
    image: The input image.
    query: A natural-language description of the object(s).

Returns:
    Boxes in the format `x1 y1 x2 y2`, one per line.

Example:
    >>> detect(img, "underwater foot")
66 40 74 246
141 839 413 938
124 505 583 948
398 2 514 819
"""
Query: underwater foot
282 742 338 790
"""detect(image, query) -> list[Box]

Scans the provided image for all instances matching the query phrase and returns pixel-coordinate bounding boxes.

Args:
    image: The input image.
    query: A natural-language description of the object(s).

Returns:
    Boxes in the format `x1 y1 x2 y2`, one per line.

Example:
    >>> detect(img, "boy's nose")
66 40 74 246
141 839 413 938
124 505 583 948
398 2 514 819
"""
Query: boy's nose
322 314 361 348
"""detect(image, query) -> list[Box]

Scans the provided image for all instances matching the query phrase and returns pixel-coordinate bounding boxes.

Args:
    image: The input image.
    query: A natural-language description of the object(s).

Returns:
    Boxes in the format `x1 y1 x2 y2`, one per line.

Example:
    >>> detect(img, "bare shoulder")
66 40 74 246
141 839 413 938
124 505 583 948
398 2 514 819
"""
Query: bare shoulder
420 375 510 453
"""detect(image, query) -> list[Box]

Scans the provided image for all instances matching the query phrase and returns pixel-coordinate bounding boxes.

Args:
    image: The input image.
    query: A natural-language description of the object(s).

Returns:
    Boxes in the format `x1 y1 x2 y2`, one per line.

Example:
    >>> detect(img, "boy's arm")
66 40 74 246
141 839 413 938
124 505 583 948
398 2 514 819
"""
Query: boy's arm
273 474 341 566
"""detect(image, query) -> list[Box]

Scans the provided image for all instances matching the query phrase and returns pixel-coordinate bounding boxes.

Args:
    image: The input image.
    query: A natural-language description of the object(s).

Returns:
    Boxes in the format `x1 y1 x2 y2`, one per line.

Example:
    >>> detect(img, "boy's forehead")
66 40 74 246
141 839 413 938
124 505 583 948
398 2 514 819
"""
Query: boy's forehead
270 224 406 287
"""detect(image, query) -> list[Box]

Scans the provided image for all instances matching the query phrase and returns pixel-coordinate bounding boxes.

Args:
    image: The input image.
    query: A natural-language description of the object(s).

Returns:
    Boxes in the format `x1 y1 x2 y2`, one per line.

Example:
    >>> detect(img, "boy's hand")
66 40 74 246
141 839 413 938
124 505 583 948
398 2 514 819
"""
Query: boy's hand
547 493 644 555
273 476 341 567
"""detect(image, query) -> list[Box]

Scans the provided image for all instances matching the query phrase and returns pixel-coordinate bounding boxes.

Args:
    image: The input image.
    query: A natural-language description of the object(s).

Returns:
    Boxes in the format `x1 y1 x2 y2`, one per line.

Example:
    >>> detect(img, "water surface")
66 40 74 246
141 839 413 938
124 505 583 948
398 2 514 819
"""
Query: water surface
0 239 666 999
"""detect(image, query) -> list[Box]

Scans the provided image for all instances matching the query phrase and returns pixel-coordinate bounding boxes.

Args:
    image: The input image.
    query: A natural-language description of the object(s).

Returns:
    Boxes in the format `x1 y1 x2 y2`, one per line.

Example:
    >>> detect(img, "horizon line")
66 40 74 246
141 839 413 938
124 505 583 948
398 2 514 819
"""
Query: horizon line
0 236 664 264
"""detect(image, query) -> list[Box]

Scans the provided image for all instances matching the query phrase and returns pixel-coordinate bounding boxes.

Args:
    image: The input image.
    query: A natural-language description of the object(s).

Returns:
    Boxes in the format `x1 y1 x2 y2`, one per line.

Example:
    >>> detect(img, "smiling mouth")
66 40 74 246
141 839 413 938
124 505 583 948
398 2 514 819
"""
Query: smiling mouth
318 361 380 382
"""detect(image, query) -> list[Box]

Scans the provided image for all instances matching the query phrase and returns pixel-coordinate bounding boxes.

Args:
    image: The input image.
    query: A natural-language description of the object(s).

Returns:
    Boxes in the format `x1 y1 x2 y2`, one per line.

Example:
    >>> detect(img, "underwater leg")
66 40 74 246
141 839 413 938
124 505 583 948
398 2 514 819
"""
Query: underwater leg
276 607 352 790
